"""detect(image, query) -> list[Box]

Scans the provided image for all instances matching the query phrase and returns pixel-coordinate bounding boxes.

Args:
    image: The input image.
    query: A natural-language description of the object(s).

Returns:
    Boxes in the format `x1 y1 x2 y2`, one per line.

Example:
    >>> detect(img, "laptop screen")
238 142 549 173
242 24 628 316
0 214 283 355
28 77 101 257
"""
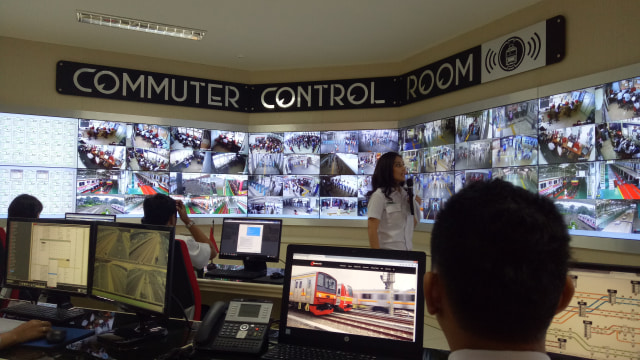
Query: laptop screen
279 245 426 359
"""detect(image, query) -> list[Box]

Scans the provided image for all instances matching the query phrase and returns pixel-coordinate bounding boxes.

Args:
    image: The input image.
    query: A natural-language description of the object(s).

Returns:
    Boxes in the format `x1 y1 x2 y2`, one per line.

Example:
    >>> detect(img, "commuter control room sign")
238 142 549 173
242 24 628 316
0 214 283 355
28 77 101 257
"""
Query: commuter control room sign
56 16 565 112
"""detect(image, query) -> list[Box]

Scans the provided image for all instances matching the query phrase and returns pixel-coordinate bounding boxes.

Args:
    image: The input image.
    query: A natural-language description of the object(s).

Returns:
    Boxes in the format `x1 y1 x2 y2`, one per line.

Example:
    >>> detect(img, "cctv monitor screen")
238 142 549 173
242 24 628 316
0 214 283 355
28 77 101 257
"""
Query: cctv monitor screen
91 222 174 315
218 218 282 271
4 218 94 296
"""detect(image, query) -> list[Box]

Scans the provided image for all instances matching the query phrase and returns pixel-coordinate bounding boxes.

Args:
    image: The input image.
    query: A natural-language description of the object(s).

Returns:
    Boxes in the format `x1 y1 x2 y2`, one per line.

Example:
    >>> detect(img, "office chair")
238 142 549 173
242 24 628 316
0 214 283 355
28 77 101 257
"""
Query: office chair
0 227 20 308
170 239 202 321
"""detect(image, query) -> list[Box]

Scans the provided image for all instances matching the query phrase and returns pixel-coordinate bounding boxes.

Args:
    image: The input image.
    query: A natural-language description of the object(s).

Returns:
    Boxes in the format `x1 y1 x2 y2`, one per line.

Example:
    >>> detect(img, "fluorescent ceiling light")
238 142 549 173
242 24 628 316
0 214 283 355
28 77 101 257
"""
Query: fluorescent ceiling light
76 10 206 40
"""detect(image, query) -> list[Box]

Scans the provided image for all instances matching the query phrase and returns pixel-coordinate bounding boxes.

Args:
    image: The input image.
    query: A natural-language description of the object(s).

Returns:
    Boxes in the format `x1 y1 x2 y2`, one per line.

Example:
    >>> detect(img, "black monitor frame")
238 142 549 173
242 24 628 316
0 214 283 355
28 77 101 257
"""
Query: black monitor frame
90 221 176 348
90 221 176 317
218 217 283 273
65 212 116 222
3 218 96 304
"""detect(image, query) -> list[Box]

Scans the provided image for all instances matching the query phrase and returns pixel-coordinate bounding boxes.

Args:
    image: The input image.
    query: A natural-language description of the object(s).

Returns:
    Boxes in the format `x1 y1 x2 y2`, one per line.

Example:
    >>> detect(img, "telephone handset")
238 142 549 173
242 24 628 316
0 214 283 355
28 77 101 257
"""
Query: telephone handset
194 299 273 355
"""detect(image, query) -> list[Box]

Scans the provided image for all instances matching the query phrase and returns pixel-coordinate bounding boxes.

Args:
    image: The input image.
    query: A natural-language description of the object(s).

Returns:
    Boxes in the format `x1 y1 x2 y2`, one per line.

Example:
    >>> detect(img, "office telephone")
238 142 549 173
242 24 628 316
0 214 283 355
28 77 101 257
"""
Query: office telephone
194 299 273 355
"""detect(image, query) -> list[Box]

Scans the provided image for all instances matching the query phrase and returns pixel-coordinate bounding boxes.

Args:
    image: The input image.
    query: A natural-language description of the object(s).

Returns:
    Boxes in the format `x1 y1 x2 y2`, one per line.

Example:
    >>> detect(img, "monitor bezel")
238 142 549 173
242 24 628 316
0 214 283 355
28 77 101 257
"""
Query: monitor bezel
279 244 426 360
65 212 116 222
90 221 175 317
217 217 283 263
3 217 97 298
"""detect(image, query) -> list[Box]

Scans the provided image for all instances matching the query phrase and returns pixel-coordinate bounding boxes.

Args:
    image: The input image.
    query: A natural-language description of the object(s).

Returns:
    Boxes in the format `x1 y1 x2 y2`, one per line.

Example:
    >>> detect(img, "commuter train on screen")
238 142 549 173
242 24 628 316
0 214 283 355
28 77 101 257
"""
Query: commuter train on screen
289 271 415 315
352 289 417 313
578 213 596 229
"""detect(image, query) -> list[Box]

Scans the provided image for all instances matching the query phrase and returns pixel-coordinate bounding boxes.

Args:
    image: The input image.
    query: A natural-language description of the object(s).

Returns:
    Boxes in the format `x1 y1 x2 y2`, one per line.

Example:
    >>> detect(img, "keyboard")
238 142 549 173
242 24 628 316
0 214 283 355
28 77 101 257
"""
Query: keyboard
261 343 377 360
205 269 266 280
1 303 86 324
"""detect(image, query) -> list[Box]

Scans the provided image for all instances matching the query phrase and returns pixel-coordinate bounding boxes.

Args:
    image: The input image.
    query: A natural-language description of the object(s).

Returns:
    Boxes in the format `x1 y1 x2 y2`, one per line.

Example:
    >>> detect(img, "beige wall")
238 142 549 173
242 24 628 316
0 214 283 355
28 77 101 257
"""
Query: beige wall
2 0 640 268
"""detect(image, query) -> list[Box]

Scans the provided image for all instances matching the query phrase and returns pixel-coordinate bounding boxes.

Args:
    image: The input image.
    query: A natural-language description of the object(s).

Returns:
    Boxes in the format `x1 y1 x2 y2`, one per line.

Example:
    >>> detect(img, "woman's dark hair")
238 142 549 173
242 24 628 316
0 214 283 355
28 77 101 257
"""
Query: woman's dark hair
141 194 176 225
366 152 403 200
8 194 43 218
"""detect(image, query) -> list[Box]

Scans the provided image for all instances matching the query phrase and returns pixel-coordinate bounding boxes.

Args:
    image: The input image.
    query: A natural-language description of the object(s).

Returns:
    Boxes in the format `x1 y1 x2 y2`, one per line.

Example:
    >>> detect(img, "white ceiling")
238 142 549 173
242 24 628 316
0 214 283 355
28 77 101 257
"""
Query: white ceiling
0 0 541 71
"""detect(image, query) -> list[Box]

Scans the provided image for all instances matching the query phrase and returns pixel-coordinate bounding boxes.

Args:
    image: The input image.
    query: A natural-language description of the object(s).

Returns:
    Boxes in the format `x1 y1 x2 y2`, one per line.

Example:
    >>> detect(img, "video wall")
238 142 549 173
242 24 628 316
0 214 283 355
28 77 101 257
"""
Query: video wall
1 74 640 240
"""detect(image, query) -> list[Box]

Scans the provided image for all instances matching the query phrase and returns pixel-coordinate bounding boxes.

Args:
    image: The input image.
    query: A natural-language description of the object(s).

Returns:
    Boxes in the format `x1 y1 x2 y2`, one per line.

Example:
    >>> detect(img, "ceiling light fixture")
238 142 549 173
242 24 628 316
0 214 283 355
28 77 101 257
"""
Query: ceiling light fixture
76 10 206 40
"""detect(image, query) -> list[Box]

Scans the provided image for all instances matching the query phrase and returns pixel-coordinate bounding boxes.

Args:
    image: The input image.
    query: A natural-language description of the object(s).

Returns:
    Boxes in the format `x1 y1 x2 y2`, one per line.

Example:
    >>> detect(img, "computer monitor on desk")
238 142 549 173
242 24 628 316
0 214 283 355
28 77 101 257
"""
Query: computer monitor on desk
1 218 95 323
3 218 95 300
217 218 283 276
91 222 175 347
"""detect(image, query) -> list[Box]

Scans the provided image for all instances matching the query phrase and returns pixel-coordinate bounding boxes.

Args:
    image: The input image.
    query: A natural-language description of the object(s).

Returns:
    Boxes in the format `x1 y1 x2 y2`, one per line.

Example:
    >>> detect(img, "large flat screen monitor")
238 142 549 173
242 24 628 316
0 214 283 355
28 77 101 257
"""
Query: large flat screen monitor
4 218 95 298
218 218 282 272
91 222 175 315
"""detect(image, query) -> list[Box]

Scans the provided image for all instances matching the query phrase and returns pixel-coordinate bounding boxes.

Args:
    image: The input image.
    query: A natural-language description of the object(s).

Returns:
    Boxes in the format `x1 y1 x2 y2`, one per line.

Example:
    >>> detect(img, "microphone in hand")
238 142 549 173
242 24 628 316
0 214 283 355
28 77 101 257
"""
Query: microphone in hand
406 178 414 216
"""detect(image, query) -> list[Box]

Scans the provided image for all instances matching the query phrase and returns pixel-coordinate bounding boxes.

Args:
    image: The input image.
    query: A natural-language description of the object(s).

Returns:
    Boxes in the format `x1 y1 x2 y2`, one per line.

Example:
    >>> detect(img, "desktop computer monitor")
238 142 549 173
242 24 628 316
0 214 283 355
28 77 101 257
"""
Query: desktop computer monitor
91 222 175 315
218 218 282 273
91 222 175 347
3 218 95 299
65 212 116 222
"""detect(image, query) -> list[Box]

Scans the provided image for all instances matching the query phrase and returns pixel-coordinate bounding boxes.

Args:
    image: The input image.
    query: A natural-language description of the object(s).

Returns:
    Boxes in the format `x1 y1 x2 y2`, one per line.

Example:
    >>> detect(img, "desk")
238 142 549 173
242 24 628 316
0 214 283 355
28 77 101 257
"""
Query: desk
198 279 283 318
0 306 193 360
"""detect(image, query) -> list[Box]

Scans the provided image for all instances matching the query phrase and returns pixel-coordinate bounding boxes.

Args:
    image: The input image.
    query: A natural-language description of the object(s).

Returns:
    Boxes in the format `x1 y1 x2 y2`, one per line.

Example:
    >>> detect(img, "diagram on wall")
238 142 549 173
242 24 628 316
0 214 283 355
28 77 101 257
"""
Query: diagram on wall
546 266 640 360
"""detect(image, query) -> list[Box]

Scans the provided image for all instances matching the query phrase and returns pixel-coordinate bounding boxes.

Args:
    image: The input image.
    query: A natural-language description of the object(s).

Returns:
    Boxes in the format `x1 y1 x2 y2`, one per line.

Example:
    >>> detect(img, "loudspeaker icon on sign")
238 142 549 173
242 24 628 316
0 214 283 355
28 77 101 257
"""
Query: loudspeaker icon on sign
485 33 542 74
526 32 542 60
484 49 498 74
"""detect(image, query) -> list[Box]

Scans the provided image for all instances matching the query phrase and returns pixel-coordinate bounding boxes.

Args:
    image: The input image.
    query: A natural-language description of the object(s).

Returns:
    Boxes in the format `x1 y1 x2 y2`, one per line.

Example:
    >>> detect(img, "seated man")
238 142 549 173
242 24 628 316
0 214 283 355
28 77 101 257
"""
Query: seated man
142 194 217 270
424 179 574 359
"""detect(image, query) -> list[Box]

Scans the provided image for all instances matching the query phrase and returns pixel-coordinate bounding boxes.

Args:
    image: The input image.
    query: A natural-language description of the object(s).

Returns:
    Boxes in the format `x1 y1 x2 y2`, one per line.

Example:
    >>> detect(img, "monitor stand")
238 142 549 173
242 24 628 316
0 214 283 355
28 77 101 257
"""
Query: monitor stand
243 259 267 276
97 311 168 349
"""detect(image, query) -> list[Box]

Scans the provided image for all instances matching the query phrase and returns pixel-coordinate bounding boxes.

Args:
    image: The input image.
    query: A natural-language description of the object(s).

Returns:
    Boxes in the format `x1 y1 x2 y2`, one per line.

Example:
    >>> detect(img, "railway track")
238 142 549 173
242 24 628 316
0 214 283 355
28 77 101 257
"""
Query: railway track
322 312 414 341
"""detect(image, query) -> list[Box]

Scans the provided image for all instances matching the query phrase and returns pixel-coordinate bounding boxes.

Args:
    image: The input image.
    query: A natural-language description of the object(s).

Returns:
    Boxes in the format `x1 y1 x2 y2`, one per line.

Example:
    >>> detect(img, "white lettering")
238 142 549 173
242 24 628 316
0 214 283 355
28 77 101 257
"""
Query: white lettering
371 81 385 104
437 63 453 89
190 81 204 104
456 55 473 85
419 70 435 95
225 86 240 108
331 84 345 106
298 86 312 108
73 68 96 93
148 77 168 100
314 85 328 107
123 73 144 97
276 87 295 108
208 83 223 106
347 83 368 105
406 75 417 100
261 87 277 109
94 71 119 95
171 79 188 102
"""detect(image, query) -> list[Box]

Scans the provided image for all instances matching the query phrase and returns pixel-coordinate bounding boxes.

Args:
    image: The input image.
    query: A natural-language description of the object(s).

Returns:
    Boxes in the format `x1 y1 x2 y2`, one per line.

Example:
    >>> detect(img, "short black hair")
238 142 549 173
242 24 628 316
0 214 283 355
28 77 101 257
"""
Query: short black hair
142 194 176 226
431 179 571 343
8 194 43 218
367 151 403 200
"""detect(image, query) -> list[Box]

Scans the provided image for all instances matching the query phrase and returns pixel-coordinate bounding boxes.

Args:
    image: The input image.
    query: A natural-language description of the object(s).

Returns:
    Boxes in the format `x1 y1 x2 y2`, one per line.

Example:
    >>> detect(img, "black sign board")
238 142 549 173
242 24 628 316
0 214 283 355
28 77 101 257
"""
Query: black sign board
56 16 565 113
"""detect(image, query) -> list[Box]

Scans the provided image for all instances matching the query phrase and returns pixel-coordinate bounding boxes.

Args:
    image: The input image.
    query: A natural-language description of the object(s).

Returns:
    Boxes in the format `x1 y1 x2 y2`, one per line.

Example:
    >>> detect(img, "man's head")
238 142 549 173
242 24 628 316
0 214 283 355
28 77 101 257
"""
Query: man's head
142 194 177 226
425 179 573 349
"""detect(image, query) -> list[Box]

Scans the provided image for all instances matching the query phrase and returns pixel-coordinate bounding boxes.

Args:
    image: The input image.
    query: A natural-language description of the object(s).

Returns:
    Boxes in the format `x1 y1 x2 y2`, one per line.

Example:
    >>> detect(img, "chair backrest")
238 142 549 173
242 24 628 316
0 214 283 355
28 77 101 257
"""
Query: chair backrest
170 239 202 321
0 227 20 308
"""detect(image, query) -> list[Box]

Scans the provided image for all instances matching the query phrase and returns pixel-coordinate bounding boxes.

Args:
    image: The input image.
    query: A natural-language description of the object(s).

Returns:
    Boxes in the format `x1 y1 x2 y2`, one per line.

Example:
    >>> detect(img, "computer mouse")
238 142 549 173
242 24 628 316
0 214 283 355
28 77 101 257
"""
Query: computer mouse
206 262 217 271
270 272 284 279
46 329 67 344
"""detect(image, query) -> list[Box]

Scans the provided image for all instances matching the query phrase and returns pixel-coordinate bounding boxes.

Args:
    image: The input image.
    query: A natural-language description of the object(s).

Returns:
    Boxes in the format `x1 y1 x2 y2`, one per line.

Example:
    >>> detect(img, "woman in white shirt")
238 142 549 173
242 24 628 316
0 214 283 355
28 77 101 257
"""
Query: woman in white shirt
366 152 419 250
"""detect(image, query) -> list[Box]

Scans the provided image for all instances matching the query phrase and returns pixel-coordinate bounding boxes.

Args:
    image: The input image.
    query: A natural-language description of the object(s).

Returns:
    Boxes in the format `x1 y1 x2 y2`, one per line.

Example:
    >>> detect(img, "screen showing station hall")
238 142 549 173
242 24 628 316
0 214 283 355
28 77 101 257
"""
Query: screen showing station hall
1 75 640 242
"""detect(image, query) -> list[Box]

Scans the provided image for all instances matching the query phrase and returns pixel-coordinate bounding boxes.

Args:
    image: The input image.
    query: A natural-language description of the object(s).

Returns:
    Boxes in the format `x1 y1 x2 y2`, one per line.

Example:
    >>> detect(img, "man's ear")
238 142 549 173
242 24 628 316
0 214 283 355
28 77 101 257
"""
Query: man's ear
424 271 442 315
555 275 575 315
